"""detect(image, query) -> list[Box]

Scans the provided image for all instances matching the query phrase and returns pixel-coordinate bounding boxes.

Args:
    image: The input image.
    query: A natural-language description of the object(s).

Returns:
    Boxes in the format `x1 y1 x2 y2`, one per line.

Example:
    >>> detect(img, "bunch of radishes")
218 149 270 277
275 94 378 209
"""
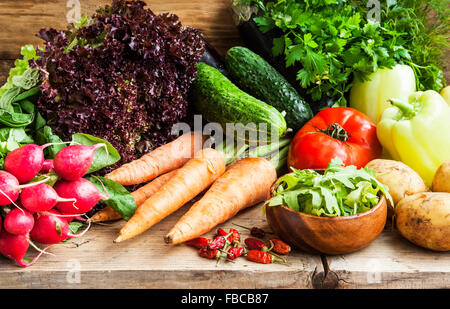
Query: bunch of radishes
0 143 108 267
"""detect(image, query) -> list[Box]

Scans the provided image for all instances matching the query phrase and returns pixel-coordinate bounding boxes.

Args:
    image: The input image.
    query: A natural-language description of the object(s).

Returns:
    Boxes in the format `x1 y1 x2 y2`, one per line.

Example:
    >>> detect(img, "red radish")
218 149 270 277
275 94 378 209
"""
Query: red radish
20 183 76 213
0 230 46 267
0 170 21 205
0 171 54 206
41 159 54 174
4 144 45 183
53 143 106 181
30 210 85 244
3 209 34 235
54 178 108 214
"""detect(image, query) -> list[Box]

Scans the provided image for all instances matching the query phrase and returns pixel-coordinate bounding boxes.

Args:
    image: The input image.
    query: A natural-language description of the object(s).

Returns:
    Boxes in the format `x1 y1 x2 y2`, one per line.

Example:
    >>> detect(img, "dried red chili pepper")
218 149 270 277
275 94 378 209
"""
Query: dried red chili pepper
228 228 240 245
250 227 266 238
269 238 291 255
227 247 245 260
244 237 268 251
246 250 272 264
198 247 219 259
185 237 211 249
208 236 226 250
246 250 287 264
232 223 272 238
216 228 227 237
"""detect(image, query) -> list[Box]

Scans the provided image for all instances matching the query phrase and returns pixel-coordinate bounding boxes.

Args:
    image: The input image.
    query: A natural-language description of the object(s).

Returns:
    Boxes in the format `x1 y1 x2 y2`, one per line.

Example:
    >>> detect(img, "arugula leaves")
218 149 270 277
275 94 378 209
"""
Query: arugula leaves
247 0 448 105
267 158 393 217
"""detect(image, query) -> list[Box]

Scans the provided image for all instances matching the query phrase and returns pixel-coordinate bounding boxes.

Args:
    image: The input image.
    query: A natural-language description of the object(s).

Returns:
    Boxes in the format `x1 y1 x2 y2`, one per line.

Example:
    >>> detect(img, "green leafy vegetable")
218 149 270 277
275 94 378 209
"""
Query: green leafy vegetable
12 68 41 90
71 133 121 173
62 221 85 241
267 158 393 217
0 45 39 97
247 0 448 105
31 173 60 187
68 221 85 234
88 176 137 221
34 125 65 158
0 44 44 165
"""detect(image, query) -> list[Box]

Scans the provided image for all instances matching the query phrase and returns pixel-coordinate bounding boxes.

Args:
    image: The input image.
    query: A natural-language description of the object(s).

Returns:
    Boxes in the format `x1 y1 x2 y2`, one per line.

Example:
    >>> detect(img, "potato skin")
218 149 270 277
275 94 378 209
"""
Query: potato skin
395 192 450 251
432 160 450 193
365 159 428 215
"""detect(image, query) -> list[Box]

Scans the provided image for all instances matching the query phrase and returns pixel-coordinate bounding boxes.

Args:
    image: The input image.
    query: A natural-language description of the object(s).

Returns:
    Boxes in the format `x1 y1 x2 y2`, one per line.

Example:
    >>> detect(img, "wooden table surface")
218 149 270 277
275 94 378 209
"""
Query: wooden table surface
0 0 449 289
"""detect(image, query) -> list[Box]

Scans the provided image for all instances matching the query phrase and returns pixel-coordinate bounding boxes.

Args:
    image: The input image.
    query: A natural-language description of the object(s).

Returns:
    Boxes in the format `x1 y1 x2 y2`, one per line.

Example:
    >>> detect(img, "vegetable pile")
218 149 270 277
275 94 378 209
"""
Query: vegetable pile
267 158 393 217
1 0 449 269
32 0 205 166
0 134 137 267
234 0 448 107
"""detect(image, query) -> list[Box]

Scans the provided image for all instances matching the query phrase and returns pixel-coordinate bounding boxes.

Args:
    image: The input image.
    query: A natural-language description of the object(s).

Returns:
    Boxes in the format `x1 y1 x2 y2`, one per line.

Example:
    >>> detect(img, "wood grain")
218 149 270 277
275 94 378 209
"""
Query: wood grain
0 60 13 85
326 229 450 289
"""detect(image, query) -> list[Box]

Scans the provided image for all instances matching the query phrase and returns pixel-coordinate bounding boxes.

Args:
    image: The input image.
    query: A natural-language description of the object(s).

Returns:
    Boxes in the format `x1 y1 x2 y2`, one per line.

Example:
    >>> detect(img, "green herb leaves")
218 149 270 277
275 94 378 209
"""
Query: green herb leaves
267 158 393 217
248 0 448 105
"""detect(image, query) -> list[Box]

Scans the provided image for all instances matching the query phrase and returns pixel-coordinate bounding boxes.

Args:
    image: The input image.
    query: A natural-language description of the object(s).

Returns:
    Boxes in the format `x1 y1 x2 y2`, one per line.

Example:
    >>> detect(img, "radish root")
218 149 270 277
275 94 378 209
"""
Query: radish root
28 240 55 256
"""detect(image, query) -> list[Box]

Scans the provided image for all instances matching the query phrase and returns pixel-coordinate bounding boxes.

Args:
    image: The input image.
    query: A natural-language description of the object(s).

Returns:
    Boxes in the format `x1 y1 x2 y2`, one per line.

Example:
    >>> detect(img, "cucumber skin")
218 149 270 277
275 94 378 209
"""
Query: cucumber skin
191 63 287 140
225 46 313 131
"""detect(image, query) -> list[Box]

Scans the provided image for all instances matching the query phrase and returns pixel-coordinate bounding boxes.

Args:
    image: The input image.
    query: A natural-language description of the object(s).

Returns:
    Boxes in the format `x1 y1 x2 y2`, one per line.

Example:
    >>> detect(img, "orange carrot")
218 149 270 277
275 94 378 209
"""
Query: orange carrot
89 170 177 222
105 131 204 185
131 170 178 206
164 157 277 245
114 148 226 242
89 206 121 223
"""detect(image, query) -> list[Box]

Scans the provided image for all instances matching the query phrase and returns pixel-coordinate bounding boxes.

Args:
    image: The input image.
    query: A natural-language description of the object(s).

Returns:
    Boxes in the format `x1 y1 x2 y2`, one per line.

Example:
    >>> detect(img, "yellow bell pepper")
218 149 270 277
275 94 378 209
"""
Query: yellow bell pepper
350 64 416 124
441 86 450 106
377 90 450 186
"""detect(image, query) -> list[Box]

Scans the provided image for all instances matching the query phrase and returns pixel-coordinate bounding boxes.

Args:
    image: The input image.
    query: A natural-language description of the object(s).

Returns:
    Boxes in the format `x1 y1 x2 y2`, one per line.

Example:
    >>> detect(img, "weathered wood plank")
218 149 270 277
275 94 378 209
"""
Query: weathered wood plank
0 60 14 85
0 0 241 59
0 204 320 289
327 228 450 289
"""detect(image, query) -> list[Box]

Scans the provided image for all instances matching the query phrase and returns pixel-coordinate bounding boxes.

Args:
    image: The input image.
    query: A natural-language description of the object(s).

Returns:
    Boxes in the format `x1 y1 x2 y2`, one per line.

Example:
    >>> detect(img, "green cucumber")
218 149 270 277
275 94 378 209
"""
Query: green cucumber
191 62 287 142
225 46 313 131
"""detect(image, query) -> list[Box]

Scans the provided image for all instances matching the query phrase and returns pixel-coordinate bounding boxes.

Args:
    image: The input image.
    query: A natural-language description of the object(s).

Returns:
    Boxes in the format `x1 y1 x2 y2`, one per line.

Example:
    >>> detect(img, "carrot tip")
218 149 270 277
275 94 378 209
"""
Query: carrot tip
113 236 123 243
163 235 172 244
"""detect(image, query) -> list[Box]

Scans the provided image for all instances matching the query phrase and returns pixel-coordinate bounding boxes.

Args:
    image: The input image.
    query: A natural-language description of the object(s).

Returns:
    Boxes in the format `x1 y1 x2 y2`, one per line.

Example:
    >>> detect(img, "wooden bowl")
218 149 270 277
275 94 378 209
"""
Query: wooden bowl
265 195 387 255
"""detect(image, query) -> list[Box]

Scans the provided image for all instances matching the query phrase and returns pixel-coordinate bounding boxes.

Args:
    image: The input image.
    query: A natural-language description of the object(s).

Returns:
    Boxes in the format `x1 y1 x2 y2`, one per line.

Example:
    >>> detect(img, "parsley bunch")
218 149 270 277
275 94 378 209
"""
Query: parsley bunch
247 0 448 106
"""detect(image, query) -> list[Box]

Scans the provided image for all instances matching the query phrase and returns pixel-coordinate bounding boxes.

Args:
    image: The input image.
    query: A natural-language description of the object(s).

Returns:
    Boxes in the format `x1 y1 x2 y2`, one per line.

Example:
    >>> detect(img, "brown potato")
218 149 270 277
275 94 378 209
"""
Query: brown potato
365 159 428 216
395 192 450 251
432 160 450 193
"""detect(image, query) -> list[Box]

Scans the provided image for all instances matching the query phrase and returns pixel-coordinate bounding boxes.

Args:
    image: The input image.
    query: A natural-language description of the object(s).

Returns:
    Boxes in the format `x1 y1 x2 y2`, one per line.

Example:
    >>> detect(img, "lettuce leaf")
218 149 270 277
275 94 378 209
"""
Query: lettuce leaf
0 45 39 97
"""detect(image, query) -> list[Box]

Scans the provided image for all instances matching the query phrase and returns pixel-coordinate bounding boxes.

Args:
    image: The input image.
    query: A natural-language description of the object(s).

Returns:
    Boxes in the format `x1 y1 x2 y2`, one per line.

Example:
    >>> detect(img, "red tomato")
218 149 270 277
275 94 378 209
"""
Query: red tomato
288 107 382 170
